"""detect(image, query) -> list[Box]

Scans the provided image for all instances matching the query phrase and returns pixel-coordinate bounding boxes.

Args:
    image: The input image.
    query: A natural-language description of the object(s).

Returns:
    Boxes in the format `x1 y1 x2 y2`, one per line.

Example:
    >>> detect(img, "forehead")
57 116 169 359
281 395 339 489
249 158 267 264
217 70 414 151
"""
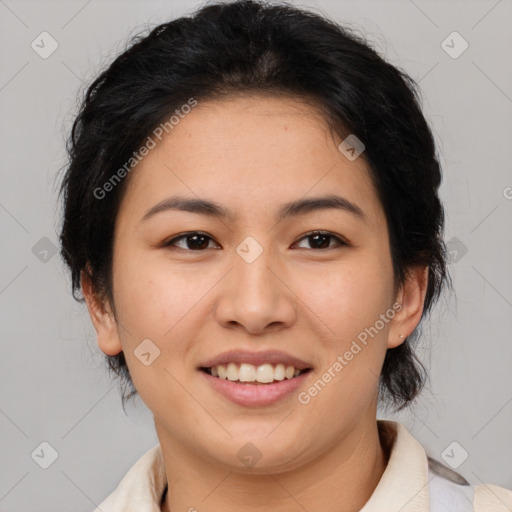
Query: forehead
117 94 384 229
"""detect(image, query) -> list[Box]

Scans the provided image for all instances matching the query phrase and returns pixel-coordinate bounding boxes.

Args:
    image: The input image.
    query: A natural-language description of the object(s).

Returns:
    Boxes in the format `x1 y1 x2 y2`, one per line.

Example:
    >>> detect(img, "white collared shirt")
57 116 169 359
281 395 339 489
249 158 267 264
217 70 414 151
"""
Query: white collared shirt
91 420 512 511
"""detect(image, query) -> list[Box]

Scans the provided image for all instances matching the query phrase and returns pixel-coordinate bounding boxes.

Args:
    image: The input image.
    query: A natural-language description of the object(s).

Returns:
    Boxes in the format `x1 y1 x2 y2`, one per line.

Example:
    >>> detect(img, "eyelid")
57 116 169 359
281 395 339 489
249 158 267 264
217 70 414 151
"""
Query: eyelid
292 230 349 249
162 230 349 251
163 231 221 250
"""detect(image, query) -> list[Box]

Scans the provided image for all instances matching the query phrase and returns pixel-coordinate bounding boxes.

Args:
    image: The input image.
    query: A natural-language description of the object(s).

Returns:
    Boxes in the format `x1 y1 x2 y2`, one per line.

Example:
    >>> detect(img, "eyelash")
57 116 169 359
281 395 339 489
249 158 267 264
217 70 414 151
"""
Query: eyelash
162 230 349 252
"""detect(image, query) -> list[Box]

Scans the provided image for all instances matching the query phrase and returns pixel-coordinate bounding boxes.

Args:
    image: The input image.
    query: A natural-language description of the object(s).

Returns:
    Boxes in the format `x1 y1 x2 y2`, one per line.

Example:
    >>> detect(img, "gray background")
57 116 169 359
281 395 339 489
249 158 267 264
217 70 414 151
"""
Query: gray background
0 0 511 510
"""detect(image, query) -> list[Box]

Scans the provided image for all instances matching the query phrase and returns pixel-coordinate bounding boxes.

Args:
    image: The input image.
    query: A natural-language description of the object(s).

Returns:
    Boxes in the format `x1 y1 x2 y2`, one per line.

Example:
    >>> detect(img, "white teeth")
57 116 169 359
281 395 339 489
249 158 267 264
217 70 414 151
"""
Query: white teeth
255 363 274 383
226 362 238 381
274 363 286 381
239 363 257 382
285 365 295 379
207 363 306 383
217 365 227 379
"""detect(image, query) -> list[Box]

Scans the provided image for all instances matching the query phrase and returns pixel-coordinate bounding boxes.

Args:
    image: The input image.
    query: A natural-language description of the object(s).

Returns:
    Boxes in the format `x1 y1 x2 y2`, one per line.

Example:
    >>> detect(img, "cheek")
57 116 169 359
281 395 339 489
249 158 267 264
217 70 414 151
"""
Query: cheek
112 248 194 336
293 250 394 339
110 252 208 410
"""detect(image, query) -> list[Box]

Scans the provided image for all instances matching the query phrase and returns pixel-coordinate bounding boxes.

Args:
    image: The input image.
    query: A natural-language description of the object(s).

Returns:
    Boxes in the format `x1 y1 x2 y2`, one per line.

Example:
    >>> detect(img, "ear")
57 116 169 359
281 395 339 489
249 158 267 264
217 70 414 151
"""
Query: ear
81 268 123 356
387 266 429 349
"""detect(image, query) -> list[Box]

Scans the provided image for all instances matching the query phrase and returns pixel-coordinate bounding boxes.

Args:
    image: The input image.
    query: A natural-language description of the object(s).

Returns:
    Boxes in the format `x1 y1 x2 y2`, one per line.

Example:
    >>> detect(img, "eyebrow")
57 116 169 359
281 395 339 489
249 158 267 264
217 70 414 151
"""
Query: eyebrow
141 194 366 223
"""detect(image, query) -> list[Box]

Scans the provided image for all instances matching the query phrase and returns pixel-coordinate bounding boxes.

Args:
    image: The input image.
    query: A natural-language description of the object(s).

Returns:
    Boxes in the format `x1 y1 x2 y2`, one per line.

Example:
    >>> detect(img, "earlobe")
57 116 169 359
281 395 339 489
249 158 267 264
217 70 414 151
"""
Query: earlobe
80 268 123 356
387 266 429 349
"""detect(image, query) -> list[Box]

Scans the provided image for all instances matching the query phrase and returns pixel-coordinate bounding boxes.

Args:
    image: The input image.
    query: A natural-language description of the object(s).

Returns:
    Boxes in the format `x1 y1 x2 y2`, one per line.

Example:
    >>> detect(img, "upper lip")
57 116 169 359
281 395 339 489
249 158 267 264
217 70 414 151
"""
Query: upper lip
199 350 312 370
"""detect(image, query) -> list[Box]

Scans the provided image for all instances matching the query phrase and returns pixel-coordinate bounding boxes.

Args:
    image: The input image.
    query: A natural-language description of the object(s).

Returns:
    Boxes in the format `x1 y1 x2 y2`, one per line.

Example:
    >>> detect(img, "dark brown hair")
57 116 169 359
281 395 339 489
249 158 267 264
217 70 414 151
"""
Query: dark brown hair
58 0 450 412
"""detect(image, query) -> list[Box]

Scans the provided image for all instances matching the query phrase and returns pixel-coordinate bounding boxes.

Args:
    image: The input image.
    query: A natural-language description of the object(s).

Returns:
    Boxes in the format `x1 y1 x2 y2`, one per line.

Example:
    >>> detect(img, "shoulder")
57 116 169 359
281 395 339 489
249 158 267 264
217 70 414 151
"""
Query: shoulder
374 420 511 512
474 482 512 511
90 444 167 512
428 456 512 512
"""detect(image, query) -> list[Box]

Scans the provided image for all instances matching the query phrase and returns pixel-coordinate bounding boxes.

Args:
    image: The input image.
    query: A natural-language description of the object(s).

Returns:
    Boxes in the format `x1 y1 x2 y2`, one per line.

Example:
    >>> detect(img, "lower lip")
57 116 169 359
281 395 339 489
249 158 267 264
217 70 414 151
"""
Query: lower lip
199 369 312 407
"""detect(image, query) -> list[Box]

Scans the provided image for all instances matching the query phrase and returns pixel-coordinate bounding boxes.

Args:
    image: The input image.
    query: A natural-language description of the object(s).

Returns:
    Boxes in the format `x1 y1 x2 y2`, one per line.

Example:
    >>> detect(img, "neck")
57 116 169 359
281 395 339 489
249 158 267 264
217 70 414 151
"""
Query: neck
159 414 388 512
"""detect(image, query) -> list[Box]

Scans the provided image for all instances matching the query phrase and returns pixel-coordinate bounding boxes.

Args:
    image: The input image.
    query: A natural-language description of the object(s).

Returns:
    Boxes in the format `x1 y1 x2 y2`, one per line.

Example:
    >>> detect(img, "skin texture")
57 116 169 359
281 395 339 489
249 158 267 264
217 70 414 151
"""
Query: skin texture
82 94 428 512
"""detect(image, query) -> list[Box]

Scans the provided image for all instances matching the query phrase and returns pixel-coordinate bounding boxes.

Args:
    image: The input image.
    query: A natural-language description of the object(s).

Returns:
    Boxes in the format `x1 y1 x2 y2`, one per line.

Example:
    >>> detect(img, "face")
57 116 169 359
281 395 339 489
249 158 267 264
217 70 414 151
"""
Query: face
84 94 427 472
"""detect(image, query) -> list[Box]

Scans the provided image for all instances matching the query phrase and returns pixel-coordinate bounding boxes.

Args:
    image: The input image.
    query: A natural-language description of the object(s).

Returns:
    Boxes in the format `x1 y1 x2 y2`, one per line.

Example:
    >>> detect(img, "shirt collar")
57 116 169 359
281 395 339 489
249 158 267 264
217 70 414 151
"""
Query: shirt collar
96 442 167 512
360 420 430 511
98 420 430 512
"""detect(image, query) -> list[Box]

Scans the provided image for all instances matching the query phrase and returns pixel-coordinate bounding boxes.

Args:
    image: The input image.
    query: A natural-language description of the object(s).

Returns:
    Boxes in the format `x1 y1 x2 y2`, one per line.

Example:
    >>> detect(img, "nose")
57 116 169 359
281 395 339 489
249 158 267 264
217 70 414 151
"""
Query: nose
214 243 298 335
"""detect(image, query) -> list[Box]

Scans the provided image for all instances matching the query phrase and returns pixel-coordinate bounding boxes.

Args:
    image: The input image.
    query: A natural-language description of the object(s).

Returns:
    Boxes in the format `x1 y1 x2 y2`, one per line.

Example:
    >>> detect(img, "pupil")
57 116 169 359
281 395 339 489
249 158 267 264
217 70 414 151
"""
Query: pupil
311 234 329 249
187 234 209 250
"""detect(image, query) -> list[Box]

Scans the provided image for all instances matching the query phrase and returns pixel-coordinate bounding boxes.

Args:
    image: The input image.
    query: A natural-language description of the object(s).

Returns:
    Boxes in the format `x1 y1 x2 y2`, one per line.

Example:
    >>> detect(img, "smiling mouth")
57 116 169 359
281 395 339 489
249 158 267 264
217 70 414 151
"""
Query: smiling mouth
200 363 312 385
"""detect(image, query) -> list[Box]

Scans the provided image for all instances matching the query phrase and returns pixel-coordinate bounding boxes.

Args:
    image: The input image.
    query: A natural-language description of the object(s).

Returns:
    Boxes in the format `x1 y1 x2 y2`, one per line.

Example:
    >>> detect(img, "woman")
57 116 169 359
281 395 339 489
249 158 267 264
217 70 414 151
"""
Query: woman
58 1 511 510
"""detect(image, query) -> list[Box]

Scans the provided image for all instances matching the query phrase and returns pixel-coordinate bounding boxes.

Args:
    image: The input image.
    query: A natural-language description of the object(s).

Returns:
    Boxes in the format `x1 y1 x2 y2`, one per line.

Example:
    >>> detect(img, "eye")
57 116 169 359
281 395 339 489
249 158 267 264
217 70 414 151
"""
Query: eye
292 231 348 250
163 232 220 251
162 230 348 252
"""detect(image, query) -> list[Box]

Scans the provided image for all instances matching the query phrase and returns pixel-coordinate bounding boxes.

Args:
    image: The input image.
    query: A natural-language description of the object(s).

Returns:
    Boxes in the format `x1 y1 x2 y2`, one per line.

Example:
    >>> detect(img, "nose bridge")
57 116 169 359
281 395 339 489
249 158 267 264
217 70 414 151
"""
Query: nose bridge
215 235 296 332
233 235 279 304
